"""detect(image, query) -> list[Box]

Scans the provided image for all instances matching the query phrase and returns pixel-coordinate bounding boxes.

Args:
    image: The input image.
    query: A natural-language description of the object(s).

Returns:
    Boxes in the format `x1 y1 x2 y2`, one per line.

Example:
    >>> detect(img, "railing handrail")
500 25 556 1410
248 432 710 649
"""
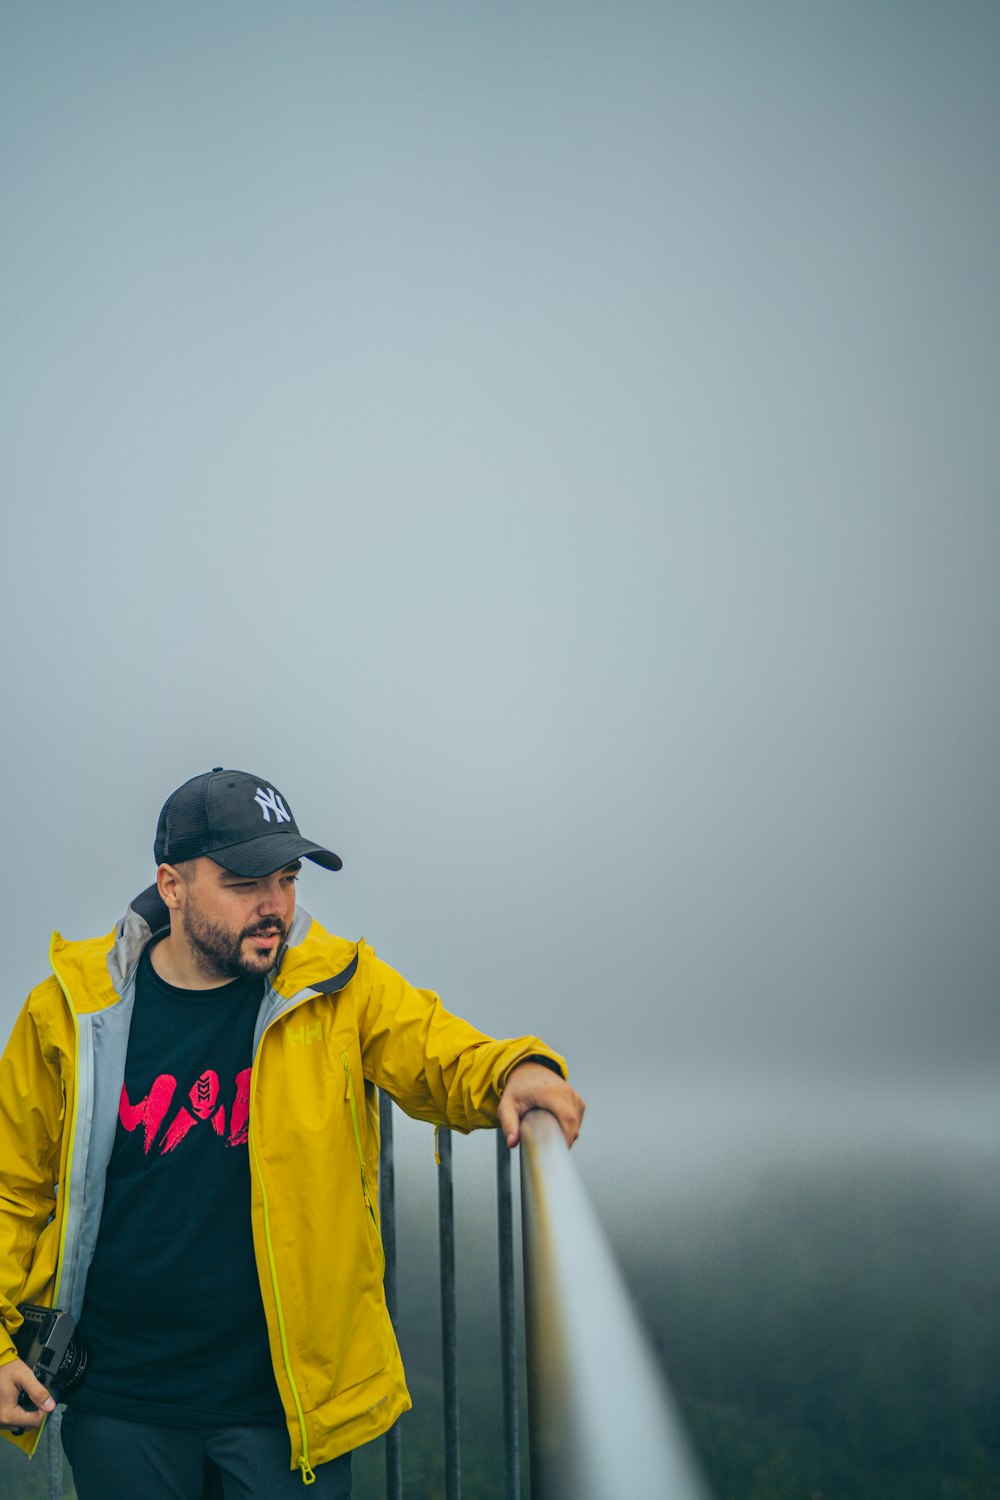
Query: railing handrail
519 1109 712 1500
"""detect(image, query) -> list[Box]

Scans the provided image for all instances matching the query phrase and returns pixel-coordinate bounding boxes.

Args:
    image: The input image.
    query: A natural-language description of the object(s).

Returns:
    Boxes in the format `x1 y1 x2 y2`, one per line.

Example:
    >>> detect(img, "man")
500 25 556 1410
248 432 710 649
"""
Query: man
0 768 584 1498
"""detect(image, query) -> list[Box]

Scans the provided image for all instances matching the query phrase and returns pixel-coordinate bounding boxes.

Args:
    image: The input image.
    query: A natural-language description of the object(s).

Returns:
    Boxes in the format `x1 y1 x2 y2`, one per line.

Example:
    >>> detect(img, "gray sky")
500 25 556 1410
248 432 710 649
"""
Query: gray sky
2 1 998 1177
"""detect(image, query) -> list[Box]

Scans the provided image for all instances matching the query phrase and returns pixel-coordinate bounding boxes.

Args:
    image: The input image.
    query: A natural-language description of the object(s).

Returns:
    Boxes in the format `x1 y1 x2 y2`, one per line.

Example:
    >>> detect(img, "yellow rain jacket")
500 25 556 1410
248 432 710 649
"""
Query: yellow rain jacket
0 888 565 1479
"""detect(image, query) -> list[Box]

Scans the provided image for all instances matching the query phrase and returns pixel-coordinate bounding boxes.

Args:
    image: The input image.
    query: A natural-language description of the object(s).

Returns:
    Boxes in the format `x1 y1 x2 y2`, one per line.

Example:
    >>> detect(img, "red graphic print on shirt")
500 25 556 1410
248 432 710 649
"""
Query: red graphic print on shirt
118 1073 177 1154
119 1068 252 1155
228 1069 251 1147
161 1070 222 1152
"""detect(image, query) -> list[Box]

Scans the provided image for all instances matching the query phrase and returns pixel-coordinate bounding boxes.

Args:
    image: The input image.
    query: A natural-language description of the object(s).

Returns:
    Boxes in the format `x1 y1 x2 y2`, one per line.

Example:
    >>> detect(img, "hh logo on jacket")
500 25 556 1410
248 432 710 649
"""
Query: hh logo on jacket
119 1068 251 1155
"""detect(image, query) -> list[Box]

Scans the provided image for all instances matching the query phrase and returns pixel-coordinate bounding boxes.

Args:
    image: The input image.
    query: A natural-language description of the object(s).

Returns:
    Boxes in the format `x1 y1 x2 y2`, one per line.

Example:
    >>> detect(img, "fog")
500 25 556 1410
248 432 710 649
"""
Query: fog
2 0 998 1182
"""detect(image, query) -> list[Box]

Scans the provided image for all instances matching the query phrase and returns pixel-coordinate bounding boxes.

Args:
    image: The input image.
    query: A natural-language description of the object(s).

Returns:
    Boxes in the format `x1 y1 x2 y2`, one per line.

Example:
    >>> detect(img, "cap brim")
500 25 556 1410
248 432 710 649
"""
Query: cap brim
210 833 342 876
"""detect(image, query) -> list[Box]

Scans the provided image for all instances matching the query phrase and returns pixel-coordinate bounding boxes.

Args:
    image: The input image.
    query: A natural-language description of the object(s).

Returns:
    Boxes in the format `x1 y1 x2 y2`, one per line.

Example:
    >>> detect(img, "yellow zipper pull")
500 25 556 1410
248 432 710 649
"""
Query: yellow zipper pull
298 1455 317 1484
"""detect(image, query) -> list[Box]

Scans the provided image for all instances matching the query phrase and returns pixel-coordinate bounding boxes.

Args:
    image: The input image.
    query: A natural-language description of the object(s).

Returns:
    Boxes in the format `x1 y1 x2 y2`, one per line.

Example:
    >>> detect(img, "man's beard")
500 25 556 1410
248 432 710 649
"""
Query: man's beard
181 903 287 981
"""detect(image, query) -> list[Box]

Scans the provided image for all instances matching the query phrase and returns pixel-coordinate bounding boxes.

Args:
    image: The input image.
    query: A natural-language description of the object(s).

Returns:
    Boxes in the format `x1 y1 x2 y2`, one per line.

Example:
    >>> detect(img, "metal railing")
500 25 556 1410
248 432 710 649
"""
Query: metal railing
42 1102 709 1500
378 1101 711 1500
378 1100 520 1500
519 1109 710 1500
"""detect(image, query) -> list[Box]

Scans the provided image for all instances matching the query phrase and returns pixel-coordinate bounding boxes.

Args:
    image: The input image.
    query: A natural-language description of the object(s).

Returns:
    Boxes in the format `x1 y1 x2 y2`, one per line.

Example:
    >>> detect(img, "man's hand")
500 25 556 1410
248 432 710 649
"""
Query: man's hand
0 1357 55 1430
498 1061 585 1150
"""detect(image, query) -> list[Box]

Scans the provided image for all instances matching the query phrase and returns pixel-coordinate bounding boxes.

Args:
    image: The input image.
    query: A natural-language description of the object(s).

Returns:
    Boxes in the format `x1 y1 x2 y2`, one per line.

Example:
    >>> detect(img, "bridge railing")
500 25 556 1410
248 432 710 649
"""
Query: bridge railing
43 1102 710 1500
379 1099 712 1500
519 1108 710 1500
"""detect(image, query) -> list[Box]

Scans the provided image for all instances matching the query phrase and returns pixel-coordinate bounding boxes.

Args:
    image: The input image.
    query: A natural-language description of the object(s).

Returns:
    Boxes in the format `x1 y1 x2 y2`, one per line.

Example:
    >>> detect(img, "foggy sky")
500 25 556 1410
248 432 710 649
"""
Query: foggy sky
2 1 998 1166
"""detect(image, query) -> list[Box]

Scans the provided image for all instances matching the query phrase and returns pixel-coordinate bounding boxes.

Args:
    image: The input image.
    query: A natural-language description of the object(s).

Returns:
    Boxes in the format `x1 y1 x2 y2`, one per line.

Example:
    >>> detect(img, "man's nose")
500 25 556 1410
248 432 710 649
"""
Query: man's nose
257 879 290 915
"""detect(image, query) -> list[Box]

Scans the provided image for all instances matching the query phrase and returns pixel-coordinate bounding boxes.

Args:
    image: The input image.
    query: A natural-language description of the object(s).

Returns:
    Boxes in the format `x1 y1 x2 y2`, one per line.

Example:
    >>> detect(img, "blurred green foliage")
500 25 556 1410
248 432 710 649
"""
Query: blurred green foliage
627 1143 1000 1500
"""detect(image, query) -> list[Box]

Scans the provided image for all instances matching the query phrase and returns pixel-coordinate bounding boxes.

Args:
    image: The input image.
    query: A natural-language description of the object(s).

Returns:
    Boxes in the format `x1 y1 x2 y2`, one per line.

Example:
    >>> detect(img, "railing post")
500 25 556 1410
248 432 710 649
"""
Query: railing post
520 1110 712 1500
437 1126 461 1500
496 1130 521 1500
379 1091 403 1500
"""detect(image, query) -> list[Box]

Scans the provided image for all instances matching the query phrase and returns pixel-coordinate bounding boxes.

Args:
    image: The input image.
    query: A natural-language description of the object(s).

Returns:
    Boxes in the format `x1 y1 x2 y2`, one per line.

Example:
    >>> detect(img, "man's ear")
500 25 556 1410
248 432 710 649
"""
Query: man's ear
157 863 186 911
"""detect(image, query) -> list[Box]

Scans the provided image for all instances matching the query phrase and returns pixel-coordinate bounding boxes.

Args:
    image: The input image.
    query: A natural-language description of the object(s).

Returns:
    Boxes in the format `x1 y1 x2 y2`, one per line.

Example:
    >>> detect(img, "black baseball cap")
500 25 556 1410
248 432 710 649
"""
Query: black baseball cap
154 769 342 876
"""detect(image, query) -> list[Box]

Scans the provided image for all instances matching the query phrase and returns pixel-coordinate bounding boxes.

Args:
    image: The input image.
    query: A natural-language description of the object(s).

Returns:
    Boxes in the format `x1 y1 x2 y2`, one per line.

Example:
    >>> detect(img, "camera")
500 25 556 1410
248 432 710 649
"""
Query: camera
12 1303 88 1409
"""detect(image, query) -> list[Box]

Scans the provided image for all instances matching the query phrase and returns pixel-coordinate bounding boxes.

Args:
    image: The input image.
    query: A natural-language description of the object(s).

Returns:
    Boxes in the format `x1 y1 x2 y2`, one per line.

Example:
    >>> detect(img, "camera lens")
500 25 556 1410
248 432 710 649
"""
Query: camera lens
55 1336 88 1398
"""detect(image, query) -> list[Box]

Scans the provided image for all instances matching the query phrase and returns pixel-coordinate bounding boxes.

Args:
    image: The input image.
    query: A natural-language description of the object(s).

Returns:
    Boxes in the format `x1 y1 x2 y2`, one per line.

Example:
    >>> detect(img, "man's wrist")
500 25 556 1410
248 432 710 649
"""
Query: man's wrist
510 1054 564 1078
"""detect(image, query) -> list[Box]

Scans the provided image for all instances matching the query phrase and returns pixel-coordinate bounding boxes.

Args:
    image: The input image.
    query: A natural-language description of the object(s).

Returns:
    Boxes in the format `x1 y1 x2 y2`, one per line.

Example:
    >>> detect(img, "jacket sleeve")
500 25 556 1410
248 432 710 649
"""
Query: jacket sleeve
0 991 64 1365
353 942 567 1133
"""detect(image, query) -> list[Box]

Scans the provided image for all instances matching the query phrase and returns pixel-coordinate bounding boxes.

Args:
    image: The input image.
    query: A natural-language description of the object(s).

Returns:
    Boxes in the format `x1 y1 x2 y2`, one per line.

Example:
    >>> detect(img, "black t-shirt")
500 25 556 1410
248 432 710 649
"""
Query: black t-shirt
74 941 284 1427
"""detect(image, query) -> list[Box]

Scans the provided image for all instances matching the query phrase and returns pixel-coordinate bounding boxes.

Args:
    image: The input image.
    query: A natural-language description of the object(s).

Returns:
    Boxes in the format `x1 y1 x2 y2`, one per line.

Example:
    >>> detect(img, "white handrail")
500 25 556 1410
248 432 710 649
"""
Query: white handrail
519 1110 712 1500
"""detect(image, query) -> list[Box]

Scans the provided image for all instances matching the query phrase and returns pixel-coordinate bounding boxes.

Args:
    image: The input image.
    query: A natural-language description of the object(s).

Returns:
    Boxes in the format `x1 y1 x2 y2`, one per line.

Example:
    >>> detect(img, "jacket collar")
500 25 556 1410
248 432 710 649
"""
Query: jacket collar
50 888 357 1013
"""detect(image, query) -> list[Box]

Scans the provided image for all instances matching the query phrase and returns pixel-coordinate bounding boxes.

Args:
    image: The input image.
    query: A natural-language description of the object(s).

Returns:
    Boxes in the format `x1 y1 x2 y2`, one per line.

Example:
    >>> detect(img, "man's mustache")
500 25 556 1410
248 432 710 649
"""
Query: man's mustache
242 919 288 940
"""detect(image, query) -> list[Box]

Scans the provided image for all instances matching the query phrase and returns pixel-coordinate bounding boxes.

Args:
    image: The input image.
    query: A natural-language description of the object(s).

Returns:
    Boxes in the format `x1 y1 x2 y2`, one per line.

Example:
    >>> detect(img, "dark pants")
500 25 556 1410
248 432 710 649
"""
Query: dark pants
61 1410 352 1500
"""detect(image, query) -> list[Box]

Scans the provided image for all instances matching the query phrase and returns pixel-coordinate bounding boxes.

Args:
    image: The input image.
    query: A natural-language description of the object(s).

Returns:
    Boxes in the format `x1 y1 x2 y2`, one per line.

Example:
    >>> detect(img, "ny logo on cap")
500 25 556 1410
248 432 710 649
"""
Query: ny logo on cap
254 786 291 824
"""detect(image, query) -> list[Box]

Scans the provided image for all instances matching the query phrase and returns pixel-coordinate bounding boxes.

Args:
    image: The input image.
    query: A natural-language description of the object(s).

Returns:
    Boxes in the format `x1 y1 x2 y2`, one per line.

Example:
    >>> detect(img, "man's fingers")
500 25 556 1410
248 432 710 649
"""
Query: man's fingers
551 1090 585 1146
497 1096 520 1148
497 1080 587 1150
0 1360 54 1429
23 1375 56 1414
537 1083 585 1147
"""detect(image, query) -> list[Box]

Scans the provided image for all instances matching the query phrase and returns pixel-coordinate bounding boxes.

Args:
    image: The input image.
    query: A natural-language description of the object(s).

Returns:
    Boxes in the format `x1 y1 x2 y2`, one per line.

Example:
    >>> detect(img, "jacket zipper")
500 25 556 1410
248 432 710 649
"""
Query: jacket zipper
22 959 81 1458
249 1052 316 1485
48 959 79 1316
341 1054 384 1273
246 960 360 1485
